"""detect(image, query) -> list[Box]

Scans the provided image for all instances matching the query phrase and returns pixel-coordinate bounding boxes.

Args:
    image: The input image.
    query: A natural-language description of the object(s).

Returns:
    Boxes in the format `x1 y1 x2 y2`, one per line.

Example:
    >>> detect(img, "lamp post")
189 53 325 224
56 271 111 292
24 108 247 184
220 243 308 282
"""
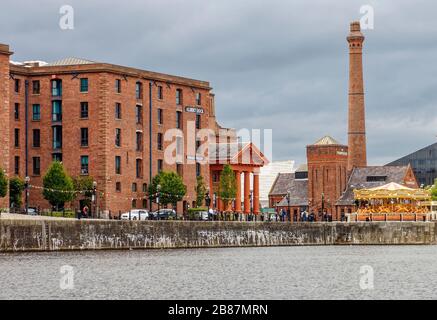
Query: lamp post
25 176 30 215
93 181 97 219
249 190 253 221
286 189 291 222
321 192 325 221
157 184 161 218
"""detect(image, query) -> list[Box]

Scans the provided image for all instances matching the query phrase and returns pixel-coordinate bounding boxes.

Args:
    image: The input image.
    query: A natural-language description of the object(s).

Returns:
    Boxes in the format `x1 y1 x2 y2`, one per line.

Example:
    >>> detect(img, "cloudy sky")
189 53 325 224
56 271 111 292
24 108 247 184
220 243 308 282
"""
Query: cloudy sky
1 0 436 165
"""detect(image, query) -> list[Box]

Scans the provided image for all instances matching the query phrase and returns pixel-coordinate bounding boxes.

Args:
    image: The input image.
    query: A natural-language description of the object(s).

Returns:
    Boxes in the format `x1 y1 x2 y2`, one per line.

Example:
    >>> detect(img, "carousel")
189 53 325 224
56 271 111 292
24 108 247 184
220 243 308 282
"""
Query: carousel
352 182 431 222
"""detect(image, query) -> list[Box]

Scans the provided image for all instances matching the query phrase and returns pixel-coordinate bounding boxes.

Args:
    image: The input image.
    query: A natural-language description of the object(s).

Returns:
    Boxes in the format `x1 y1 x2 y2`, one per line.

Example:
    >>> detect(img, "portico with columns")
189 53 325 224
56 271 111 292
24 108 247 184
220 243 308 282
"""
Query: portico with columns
209 142 268 215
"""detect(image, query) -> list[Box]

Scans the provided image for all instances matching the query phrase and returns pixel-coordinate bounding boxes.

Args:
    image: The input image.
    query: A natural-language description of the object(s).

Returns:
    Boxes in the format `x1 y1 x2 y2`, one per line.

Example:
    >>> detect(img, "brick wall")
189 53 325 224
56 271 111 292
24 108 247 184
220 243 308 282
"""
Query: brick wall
0 44 11 210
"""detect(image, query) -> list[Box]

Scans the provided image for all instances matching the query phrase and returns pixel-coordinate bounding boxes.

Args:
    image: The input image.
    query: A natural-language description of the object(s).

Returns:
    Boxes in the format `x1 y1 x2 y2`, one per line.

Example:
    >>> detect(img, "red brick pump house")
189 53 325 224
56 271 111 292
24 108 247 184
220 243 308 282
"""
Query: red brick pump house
0 43 266 217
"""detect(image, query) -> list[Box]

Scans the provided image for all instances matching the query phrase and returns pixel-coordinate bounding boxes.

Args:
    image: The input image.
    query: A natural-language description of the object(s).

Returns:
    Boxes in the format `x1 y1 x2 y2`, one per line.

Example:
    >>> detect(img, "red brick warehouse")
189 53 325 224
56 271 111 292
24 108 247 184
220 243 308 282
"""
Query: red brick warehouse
0 44 268 216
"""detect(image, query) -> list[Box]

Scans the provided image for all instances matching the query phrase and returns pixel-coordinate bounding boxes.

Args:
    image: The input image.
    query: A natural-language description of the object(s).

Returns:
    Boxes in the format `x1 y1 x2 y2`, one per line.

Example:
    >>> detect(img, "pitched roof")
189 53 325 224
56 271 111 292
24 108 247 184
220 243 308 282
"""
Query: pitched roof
336 166 413 206
312 135 342 146
209 142 268 166
276 177 308 207
269 173 295 196
46 57 96 66
259 161 295 203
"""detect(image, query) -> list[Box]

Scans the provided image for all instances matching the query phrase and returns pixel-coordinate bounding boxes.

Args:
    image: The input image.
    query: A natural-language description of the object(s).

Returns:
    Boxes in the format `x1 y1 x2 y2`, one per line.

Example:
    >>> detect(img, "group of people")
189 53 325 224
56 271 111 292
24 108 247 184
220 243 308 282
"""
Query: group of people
273 209 336 222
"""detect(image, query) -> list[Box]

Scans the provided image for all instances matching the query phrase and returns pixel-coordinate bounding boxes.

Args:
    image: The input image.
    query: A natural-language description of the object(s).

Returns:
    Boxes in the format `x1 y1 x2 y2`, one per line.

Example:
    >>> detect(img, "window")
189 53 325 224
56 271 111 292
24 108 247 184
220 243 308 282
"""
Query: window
14 103 19 120
81 128 89 147
176 111 182 129
177 164 183 177
136 159 143 178
116 182 121 192
115 156 121 174
32 104 41 121
52 100 62 122
132 183 137 192
115 128 121 147
80 102 89 118
115 79 122 93
115 103 121 119
132 199 137 209
81 156 89 175
158 159 163 173
51 79 62 96
135 82 143 99
196 163 201 177
142 183 148 193
196 92 201 105
158 108 163 125
80 78 88 92
136 132 143 151
33 129 40 148
195 139 201 153
157 133 163 151
53 126 62 149
14 79 20 93
176 89 182 105
14 128 19 148
136 105 142 124
158 86 163 99
142 199 147 209
33 157 41 176
14 156 19 175
366 176 387 182
196 114 201 129
32 80 40 94
53 153 62 162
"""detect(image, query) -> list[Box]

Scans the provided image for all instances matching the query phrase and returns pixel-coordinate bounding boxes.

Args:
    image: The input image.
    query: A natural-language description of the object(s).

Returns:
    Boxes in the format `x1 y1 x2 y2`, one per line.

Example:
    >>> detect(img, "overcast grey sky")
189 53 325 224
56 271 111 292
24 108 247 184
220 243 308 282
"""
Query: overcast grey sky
1 0 436 165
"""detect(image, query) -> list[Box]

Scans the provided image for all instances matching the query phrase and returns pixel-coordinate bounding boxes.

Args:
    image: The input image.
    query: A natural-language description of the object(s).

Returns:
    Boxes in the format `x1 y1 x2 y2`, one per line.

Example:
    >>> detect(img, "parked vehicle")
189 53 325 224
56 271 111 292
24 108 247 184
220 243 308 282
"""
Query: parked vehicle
120 210 149 221
27 208 38 216
150 209 177 220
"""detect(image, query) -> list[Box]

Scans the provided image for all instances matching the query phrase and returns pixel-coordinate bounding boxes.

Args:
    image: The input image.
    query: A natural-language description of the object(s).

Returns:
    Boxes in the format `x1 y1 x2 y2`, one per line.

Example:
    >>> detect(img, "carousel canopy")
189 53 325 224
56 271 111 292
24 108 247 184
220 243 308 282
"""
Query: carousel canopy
354 182 431 201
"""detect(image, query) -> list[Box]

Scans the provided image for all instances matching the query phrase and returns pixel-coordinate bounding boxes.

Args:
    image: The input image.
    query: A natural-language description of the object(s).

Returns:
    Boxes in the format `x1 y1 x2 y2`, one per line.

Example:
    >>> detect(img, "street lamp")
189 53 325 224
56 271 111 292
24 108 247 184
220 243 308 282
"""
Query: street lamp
25 176 30 215
157 184 161 216
286 189 291 222
93 181 97 219
249 190 253 221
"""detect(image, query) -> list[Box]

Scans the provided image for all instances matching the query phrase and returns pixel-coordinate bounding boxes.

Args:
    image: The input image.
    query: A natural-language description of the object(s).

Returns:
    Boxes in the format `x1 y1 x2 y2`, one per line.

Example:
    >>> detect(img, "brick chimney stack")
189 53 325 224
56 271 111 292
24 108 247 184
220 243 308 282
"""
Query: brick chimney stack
0 43 12 210
347 21 367 173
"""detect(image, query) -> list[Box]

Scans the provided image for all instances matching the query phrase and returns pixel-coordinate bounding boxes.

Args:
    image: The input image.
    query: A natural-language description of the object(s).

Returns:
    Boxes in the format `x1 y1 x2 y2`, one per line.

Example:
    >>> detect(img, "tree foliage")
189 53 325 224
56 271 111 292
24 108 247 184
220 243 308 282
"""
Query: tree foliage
219 164 236 211
431 179 437 201
9 177 24 208
195 175 207 207
0 168 7 198
42 161 74 209
149 171 187 207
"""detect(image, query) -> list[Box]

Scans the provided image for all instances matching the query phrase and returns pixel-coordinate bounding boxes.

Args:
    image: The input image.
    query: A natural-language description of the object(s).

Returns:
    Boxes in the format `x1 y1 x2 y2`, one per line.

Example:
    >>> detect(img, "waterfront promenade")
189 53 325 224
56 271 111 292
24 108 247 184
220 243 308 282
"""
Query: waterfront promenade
0 214 436 252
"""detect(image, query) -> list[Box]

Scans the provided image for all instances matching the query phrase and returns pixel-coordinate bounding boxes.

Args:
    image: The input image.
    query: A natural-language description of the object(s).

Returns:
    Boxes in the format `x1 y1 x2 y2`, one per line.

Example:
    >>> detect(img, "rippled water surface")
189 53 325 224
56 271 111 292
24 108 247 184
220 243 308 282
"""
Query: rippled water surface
1 246 436 300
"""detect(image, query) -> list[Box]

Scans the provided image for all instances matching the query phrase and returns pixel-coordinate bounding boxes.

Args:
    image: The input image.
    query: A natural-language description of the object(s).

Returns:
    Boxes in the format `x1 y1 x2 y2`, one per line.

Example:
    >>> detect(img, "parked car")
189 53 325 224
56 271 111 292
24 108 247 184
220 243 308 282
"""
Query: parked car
150 209 177 220
120 210 149 221
27 208 38 216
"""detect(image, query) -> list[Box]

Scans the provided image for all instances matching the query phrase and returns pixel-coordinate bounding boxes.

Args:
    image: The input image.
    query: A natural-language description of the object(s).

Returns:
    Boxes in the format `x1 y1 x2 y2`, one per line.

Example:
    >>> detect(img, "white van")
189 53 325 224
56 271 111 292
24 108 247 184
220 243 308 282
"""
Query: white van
120 210 149 221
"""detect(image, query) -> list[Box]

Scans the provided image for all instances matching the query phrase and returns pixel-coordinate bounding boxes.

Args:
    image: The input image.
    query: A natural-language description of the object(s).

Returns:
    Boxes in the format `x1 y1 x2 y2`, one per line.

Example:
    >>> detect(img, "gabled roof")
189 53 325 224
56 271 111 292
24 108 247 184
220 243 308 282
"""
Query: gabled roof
269 173 296 196
209 142 269 166
46 57 96 66
312 135 342 146
336 166 415 206
275 176 308 207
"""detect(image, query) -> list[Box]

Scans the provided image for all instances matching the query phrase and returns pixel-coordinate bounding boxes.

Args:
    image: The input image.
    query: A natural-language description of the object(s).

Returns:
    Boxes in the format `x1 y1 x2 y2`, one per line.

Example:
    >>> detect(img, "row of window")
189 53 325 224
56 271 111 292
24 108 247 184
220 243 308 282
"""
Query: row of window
13 154 201 181
14 78 203 105
18 102 199 129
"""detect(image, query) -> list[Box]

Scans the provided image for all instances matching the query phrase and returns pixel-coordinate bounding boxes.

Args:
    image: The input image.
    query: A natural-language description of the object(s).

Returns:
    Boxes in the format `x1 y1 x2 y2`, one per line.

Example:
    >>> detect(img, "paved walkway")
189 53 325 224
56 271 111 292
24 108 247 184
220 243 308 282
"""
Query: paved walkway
0 213 81 221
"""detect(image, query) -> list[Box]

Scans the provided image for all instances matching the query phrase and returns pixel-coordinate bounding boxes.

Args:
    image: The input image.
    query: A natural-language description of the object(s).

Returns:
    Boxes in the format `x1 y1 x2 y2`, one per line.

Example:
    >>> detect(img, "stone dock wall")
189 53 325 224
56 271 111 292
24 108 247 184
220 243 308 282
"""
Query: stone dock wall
0 219 436 252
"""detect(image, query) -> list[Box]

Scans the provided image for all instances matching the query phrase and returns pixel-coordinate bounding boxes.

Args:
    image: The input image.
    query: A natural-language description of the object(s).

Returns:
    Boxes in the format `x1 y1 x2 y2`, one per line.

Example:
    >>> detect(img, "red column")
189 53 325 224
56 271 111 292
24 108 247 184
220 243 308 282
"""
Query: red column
235 171 242 212
244 171 250 214
253 172 260 214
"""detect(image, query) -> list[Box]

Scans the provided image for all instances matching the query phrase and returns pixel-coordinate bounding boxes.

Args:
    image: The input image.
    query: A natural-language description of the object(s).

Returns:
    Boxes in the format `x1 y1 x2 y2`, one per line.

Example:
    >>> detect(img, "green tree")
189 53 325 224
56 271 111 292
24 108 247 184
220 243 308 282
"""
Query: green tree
9 177 24 208
42 161 74 210
195 175 206 207
0 168 7 199
431 179 437 201
149 171 187 208
72 175 94 207
219 164 236 212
